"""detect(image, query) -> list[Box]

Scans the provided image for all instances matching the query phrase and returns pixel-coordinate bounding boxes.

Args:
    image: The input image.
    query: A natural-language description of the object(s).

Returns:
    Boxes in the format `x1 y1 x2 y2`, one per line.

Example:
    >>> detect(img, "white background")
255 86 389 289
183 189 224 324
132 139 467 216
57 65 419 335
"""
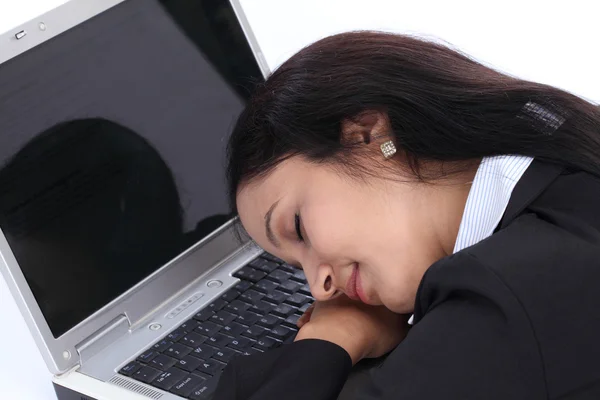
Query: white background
0 0 599 399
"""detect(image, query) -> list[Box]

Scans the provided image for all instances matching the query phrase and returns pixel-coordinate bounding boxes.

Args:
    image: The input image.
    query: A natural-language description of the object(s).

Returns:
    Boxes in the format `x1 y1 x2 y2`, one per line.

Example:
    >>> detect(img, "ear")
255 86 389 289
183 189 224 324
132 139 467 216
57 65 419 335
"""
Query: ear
341 110 390 145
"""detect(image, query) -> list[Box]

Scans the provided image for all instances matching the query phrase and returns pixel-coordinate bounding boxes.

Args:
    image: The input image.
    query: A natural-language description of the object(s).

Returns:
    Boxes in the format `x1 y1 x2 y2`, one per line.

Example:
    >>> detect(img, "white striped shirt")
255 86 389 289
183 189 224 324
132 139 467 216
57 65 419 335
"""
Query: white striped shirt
408 155 533 325
453 155 534 253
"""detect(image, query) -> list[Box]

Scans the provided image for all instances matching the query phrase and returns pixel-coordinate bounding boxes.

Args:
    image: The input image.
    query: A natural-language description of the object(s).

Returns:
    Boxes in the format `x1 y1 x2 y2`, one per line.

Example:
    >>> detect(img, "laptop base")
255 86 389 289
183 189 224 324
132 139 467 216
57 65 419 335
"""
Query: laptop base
53 370 147 400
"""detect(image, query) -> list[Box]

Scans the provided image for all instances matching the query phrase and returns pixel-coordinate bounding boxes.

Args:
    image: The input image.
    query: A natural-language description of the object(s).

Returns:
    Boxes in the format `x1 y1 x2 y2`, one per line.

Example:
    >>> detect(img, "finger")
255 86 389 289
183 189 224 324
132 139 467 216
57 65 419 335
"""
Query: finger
297 304 315 328
297 311 311 328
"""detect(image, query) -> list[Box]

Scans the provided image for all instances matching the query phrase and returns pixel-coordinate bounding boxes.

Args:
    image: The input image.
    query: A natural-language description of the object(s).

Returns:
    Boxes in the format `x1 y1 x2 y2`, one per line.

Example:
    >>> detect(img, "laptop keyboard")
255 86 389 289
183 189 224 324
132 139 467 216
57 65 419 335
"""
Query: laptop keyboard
118 253 313 399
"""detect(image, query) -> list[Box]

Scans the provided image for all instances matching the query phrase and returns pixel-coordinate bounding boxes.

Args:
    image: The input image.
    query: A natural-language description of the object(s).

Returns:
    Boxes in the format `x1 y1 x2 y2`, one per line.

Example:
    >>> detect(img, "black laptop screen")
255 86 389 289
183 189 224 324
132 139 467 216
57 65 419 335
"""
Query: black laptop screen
0 0 263 337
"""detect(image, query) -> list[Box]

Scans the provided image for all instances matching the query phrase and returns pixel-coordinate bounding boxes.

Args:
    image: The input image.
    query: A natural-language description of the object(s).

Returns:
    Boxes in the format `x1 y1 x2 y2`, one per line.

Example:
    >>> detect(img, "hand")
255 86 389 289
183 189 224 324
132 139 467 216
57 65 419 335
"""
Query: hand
295 295 409 365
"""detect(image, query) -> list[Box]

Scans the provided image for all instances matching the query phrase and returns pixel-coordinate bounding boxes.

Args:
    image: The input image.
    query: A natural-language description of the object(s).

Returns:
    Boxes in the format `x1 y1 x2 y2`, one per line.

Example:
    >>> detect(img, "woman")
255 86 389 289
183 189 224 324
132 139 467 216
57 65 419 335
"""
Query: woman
214 31 600 399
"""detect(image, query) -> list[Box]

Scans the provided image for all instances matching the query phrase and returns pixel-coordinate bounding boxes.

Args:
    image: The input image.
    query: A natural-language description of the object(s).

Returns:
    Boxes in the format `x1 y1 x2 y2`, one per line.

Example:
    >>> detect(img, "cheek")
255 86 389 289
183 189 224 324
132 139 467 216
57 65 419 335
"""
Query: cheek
303 202 360 258
369 245 432 313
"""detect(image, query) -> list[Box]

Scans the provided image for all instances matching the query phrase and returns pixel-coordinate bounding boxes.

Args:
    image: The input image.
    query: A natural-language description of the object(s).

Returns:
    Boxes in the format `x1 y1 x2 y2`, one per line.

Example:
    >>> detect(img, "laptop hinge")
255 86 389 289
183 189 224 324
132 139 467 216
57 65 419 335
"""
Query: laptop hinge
76 314 130 365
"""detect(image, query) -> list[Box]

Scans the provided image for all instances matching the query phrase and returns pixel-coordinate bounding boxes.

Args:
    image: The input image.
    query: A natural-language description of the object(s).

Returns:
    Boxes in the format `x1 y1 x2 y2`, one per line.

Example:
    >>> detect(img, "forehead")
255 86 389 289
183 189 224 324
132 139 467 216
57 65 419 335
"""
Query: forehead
236 154 372 214
237 158 305 215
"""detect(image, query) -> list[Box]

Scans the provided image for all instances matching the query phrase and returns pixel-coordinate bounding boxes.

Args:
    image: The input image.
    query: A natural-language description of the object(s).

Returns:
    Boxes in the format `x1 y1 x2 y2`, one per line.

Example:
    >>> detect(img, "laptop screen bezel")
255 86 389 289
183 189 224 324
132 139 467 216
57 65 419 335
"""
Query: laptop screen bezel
0 0 269 374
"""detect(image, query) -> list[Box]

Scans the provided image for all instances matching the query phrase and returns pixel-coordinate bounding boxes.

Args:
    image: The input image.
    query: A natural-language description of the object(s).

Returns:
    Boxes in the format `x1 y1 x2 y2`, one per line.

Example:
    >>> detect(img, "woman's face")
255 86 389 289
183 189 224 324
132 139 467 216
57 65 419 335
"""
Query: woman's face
237 156 470 313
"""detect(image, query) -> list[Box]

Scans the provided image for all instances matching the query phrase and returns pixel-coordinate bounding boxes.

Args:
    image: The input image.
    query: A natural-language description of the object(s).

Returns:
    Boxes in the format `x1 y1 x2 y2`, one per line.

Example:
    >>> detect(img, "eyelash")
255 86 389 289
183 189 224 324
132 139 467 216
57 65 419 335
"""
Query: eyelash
294 213 304 243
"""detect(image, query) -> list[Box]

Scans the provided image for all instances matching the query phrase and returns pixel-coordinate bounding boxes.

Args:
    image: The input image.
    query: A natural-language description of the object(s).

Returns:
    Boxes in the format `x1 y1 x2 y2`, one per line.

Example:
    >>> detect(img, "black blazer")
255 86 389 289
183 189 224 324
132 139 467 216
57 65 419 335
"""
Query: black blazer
214 161 600 400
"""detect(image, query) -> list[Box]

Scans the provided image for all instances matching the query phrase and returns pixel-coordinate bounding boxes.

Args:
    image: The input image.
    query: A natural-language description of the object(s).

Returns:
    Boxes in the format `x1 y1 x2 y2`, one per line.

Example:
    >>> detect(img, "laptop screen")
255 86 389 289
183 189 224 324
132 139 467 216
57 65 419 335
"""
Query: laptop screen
0 0 263 337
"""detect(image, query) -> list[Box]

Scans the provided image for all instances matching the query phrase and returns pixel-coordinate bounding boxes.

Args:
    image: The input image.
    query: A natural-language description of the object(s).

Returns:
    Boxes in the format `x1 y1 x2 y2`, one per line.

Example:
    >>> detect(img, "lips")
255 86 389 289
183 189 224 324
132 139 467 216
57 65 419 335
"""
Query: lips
345 263 367 303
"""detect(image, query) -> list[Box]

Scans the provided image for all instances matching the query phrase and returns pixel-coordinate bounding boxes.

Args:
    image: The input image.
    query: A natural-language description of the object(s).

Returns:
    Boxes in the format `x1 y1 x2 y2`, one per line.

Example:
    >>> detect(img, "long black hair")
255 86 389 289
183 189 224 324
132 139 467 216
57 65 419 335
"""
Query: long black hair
227 31 600 210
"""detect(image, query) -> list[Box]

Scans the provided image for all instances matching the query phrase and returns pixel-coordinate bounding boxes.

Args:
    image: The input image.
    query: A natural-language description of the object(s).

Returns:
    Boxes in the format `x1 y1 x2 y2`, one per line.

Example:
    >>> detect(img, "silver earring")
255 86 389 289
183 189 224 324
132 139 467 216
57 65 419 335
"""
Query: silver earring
380 140 397 159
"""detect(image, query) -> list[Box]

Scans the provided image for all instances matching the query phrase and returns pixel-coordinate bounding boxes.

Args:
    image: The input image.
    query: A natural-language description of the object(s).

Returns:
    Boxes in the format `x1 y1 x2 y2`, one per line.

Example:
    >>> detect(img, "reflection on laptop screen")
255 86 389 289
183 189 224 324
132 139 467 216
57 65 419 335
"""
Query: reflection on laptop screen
0 0 263 337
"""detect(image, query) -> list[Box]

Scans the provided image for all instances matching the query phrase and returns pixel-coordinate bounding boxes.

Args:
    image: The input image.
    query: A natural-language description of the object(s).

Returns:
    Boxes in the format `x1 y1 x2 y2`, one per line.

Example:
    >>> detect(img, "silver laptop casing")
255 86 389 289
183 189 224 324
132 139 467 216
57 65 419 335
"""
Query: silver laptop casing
0 1 270 390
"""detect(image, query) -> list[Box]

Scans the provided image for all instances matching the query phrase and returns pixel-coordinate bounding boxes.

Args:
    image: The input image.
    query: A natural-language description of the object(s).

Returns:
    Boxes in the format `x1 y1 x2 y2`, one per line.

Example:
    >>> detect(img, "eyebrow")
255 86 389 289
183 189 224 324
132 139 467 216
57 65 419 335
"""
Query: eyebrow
264 200 281 248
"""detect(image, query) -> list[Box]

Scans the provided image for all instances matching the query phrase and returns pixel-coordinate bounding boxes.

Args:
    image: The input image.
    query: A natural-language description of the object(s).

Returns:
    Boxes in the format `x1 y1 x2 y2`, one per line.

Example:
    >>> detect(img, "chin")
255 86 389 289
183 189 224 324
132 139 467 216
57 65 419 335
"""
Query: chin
383 297 414 314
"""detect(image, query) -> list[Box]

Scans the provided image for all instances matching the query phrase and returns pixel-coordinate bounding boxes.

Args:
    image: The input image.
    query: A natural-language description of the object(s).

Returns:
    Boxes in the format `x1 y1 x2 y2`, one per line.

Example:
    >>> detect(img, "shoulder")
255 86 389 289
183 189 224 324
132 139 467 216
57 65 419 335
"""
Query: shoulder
416 213 600 399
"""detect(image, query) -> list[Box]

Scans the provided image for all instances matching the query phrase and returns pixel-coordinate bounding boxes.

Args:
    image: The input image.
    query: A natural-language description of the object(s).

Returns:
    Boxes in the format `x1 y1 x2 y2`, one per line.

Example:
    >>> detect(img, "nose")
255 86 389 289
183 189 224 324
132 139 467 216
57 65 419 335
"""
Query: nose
309 263 338 302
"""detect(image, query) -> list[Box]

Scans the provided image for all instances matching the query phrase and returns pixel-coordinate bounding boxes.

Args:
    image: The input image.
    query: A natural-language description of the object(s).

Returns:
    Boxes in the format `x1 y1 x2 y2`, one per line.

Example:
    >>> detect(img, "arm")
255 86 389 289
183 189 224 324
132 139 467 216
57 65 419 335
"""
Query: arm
215 293 546 400
215 339 351 400
362 296 546 400
214 296 406 400
215 250 548 400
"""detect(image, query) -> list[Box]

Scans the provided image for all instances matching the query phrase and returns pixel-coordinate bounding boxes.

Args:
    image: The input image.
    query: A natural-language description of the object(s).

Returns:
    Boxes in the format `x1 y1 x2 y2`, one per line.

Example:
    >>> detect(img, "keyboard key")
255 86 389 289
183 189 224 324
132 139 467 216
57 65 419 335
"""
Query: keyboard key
247 348 264 355
239 289 265 304
226 300 251 314
212 348 238 363
290 269 307 283
266 270 292 284
234 281 253 293
192 344 217 359
196 359 226 375
237 311 261 326
137 349 157 363
206 333 232 348
278 280 303 294
179 320 201 332
180 332 207 348
220 290 240 303
283 313 301 328
285 293 311 308
260 253 284 264
189 378 219 400
152 367 188 391
152 339 172 353
254 279 279 294
242 325 268 339
177 355 204 372
210 310 237 326
169 373 206 397
254 336 278 351
167 327 187 342
251 259 280 273
249 257 271 268
272 304 295 318
249 258 268 269
193 309 215 322
149 354 178 370
133 366 161 384
260 262 280 274
207 299 228 312
270 325 294 340
256 314 281 329
228 336 252 350
165 343 193 359
298 284 312 296
222 322 247 337
263 290 289 305
248 270 267 283
250 301 275 315
234 267 266 283
195 321 221 337
278 263 297 273
193 371 213 381
119 361 142 376
233 266 254 280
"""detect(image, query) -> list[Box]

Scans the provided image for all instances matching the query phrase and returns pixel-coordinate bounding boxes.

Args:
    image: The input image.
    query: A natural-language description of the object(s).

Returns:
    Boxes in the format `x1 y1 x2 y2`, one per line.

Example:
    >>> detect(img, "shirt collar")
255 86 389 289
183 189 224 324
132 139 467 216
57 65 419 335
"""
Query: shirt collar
453 155 534 253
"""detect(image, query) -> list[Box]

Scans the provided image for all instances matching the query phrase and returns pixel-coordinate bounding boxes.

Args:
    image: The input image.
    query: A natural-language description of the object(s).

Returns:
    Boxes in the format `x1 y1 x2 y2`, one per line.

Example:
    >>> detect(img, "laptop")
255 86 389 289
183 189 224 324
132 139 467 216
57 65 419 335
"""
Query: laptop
0 1 314 399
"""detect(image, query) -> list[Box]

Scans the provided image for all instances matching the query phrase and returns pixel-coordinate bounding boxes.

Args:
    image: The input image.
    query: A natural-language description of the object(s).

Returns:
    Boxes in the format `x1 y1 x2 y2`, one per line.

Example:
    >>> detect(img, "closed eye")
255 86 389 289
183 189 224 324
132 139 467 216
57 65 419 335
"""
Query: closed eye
294 213 304 243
